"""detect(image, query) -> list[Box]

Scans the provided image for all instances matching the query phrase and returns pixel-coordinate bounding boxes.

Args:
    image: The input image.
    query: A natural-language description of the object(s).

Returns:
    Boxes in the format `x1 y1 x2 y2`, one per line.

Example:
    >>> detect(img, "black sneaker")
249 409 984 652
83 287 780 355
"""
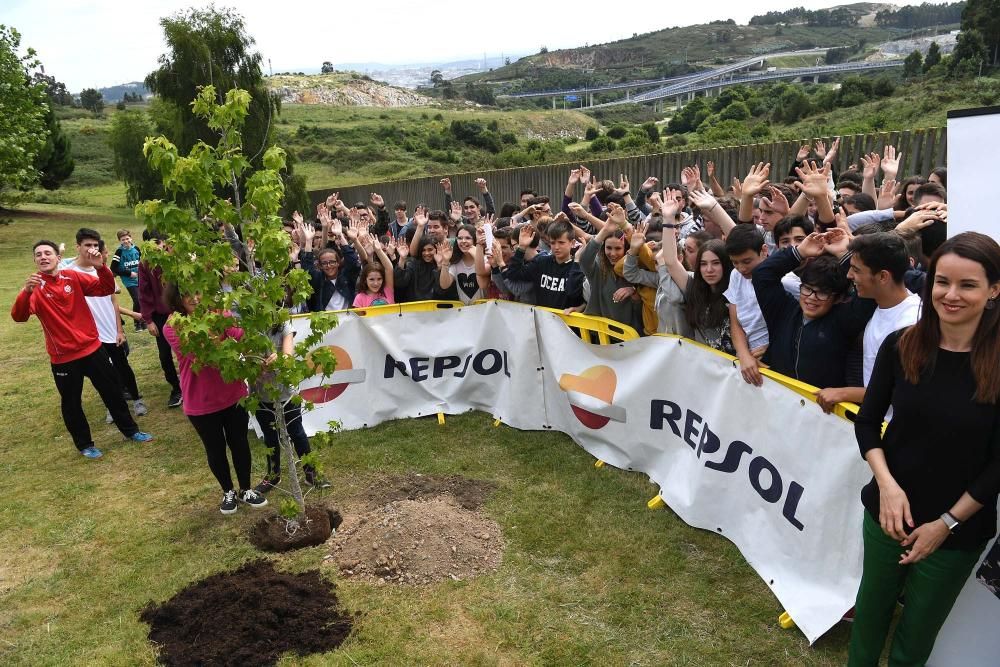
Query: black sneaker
220 490 237 515
306 472 331 489
254 477 279 495
240 489 268 509
167 389 183 408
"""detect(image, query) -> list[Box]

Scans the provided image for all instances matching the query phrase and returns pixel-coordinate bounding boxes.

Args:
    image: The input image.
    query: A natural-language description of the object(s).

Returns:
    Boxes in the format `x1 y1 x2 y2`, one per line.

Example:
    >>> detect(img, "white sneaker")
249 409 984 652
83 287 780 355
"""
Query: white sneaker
105 410 114 424
134 399 148 416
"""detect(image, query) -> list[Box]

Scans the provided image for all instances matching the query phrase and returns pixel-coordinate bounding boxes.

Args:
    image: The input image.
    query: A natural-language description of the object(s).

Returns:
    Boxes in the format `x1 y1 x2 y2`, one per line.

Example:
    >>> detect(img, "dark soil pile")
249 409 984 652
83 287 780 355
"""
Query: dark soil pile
250 505 343 553
141 559 352 666
330 494 504 585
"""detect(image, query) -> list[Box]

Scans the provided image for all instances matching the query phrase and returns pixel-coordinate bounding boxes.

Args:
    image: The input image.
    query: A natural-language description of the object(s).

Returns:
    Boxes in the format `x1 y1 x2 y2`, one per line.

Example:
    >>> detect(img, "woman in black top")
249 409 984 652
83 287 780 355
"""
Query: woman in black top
849 232 1000 666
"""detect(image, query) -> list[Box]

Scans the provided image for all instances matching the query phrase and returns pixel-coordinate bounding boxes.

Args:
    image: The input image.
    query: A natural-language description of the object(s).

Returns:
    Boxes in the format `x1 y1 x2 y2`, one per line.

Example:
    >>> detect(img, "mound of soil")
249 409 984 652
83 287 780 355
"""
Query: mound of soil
250 505 343 553
141 559 352 666
330 494 503 585
352 473 497 511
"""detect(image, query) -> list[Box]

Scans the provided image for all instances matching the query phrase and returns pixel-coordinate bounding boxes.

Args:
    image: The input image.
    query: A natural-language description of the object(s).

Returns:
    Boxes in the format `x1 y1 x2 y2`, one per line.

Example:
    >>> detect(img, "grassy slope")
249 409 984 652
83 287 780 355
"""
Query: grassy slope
0 204 852 665
456 22 906 89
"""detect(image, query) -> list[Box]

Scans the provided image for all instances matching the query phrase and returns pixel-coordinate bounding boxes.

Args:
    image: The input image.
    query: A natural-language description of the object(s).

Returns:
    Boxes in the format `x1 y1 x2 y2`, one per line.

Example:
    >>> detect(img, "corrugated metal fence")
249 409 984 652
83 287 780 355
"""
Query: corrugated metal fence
309 128 947 212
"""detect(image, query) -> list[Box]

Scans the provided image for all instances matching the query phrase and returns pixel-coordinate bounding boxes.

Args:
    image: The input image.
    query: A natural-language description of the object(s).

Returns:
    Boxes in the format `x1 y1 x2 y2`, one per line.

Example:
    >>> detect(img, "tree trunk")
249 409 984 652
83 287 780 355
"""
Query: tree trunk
273 401 306 516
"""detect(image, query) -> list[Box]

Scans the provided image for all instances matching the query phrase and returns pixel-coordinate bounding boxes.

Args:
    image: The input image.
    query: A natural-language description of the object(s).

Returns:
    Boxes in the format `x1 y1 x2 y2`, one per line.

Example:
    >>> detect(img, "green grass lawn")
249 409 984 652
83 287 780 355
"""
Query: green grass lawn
0 203 852 665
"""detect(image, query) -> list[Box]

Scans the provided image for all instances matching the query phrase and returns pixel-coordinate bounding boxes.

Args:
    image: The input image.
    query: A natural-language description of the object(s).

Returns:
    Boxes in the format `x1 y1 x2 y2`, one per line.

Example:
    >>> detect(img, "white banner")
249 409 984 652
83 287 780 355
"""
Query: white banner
291 302 545 434
292 302 871 643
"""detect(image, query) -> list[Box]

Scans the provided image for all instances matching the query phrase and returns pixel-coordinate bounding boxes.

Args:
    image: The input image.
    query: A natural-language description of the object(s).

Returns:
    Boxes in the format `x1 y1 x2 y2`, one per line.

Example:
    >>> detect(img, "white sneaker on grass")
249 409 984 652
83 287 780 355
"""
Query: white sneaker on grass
133 399 148 416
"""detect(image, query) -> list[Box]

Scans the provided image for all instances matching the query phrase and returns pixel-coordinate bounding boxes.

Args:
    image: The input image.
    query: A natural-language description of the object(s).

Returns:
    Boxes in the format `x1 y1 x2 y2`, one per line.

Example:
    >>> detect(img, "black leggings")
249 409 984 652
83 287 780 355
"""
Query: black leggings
187 404 251 492
255 401 312 478
151 311 180 392
51 347 138 450
102 342 140 400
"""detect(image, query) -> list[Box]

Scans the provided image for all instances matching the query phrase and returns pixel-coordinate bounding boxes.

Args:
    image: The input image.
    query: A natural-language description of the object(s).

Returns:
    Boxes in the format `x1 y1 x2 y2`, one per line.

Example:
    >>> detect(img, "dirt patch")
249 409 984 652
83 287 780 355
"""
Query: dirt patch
140 559 352 666
250 505 343 553
329 494 504 585
1 207 115 222
351 473 497 511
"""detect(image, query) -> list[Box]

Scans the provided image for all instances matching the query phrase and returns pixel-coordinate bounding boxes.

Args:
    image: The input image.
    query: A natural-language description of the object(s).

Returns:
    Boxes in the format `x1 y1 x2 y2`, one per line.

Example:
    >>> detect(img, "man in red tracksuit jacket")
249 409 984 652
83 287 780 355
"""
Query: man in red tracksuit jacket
11 240 154 459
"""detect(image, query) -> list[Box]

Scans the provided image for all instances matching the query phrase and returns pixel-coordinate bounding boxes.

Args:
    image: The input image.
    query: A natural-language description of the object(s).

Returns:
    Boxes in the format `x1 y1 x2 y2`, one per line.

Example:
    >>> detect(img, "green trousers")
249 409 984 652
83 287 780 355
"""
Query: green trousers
847 512 983 667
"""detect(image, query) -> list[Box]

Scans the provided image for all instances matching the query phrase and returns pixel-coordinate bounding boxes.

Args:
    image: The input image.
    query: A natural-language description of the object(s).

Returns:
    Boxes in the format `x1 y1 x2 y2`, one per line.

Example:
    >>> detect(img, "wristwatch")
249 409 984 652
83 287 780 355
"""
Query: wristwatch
940 511 961 532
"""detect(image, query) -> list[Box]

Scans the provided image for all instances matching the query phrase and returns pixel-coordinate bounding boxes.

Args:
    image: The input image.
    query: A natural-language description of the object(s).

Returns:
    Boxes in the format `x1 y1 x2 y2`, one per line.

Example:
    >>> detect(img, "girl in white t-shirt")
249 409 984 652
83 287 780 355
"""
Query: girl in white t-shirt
438 224 489 305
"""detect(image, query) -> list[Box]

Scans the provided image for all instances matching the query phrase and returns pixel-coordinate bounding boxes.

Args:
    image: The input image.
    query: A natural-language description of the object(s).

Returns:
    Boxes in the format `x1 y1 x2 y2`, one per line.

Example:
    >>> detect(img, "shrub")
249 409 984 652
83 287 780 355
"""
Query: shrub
606 124 628 139
589 136 617 152
584 127 599 140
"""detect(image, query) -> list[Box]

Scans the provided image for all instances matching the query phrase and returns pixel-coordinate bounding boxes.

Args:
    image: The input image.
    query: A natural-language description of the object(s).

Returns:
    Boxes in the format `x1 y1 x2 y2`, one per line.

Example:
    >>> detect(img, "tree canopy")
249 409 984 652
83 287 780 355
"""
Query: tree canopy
0 25 49 208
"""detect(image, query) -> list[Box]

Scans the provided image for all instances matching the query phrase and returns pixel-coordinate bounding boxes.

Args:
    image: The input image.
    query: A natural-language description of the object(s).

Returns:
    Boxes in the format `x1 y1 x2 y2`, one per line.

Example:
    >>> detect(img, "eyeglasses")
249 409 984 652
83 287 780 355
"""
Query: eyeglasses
318 260 339 267
799 285 832 302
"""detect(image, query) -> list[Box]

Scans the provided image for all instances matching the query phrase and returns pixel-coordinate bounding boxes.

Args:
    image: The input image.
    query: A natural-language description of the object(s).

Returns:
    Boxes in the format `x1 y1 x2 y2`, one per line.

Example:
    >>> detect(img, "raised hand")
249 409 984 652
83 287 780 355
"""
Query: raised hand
475 177 488 192
814 139 828 162
614 174 631 197
731 177 743 198
568 168 581 185
292 210 304 226
325 192 340 209
369 232 383 252
706 161 715 179
579 164 591 185
300 217 316 244
794 161 831 200
690 164 703 191
760 185 789 216
661 189 683 220
413 208 428 227
646 191 663 215
881 145 901 182
517 223 536 249
439 240 453 264
822 228 852 257
641 176 659 192
396 237 409 258
329 216 343 239
896 205 945 236
796 144 811 162
370 192 384 208
741 162 771 198
878 179 899 210
583 177 600 198
606 202 627 228
629 221 648 252
822 137 840 166
860 152 880 181
23 273 43 293
796 232 827 259
567 201 587 217
449 200 462 223
439 177 452 194
688 189 717 211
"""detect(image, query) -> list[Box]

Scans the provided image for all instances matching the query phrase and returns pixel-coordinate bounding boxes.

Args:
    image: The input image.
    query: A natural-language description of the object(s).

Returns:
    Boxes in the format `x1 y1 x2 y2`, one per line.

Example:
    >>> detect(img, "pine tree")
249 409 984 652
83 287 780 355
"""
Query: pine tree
35 101 74 189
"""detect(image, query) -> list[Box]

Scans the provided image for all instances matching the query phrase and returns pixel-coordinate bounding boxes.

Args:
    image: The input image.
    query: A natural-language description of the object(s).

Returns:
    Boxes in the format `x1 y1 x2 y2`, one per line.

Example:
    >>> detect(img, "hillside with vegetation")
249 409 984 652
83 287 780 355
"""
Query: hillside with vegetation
447 2 964 98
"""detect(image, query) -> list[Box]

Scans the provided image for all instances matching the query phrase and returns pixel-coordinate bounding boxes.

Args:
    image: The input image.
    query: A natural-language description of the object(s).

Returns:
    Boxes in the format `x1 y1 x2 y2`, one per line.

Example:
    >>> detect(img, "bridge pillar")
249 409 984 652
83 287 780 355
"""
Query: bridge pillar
626 89 630 101
676 95 683 109
589 93 593 107
813 75 819 84
688 91 694 102
552 96 556 110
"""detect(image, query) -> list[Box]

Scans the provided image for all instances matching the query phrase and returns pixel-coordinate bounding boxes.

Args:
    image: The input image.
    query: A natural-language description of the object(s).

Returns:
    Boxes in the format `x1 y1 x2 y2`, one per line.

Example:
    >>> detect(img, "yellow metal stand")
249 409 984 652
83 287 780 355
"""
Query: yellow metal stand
647 495 665 510
778 611 796 629
437 413 446 425
594 460 606 468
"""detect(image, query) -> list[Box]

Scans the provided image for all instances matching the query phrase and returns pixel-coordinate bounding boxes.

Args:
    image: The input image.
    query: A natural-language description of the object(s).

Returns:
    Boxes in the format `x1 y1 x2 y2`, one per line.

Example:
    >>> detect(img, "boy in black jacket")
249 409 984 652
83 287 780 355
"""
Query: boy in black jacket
503 219 584 311
752 228 876 389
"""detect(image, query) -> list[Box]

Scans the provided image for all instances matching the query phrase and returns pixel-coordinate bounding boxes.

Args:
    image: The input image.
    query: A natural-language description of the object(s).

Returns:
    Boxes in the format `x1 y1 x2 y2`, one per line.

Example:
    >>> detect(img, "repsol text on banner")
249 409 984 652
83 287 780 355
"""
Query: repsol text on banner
384 350 512 382
650 399 805 531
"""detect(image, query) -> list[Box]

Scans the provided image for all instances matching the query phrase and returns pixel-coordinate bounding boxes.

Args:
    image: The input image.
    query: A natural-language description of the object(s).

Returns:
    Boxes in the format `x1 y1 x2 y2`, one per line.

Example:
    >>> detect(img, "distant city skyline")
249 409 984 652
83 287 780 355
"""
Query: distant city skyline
5 0 961 92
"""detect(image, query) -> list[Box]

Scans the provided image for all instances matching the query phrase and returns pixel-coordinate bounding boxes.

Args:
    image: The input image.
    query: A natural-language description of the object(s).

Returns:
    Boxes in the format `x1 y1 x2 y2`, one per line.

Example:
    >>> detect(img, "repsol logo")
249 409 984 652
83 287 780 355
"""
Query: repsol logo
384 349 511 383
650 400 805 531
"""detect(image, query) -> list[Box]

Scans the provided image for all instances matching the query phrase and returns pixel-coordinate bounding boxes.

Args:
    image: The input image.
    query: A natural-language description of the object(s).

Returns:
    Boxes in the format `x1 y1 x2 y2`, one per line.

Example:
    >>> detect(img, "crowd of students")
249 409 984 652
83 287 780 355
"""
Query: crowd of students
12 138 1000 665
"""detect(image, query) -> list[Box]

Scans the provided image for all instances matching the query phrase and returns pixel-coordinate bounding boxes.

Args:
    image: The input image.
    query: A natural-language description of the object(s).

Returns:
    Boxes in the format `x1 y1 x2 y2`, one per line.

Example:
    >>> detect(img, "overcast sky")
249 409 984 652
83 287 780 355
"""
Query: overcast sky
5 0 955 92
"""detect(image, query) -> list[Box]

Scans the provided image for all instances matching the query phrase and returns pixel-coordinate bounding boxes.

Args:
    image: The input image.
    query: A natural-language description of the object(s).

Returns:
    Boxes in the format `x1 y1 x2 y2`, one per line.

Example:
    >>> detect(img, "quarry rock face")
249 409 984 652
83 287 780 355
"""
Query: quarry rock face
268 74 432 107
